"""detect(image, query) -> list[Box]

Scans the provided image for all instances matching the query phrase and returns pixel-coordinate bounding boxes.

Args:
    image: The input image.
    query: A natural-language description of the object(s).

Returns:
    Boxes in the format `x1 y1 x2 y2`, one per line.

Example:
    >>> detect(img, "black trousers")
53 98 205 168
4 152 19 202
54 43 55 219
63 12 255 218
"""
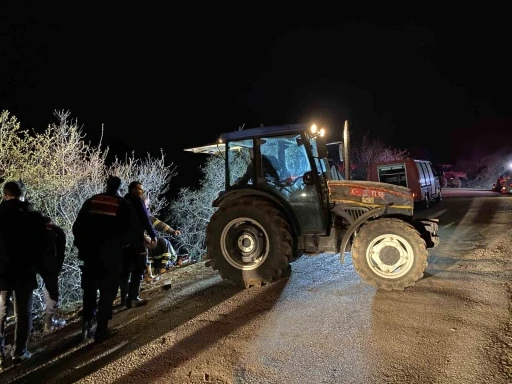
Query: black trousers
0 284 33 356
81 265 119 331
120 246 147 300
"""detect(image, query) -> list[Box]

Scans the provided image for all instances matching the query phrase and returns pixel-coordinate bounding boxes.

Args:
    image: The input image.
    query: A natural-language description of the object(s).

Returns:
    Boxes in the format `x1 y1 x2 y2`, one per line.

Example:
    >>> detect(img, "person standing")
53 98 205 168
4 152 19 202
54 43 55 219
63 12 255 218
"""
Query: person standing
119 181 157 308
0 181 47 366
72 176 138 342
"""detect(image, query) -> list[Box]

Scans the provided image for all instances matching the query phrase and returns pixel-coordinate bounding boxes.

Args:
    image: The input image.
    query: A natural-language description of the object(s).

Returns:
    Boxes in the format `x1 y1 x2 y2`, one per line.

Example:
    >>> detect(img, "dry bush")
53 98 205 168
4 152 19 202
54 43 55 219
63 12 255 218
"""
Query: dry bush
352 132 409 180
108 150 176 216
170 151 246 261
0 110 176 311
464 148 512 189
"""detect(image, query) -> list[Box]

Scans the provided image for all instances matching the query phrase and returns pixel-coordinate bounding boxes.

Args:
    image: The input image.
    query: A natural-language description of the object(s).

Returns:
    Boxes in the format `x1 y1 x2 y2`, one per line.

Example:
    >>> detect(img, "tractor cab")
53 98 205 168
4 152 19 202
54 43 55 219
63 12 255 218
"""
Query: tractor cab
186 123 333 236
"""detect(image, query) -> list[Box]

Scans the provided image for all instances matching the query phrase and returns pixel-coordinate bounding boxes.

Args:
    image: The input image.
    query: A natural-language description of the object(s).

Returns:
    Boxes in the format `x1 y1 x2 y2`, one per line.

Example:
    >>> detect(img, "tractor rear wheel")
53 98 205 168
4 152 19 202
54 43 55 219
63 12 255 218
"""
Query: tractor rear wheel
206 198 293 288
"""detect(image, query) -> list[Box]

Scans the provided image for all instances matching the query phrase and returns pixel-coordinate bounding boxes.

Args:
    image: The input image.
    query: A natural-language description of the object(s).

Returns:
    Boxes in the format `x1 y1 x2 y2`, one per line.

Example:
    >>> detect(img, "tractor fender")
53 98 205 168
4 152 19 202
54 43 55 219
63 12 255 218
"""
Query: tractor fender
213 188 302 237
338 206 386 263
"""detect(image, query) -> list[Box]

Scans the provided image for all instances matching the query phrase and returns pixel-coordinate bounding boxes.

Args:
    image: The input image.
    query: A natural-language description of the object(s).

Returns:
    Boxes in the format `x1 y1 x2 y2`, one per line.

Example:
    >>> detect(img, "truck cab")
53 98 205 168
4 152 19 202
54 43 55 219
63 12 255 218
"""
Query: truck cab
369 159 442 207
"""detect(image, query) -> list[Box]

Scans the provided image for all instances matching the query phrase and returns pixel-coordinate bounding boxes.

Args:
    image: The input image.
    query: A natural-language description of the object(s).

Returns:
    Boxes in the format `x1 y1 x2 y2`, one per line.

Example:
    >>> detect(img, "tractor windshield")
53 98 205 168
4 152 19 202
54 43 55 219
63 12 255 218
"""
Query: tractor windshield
227 134 311 189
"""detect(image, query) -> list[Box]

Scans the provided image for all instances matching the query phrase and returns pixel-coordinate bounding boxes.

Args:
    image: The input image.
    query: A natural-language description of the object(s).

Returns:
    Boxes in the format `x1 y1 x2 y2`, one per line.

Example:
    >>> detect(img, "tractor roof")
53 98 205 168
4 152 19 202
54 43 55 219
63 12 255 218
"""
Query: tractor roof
219 123 307 141
184 123 308 155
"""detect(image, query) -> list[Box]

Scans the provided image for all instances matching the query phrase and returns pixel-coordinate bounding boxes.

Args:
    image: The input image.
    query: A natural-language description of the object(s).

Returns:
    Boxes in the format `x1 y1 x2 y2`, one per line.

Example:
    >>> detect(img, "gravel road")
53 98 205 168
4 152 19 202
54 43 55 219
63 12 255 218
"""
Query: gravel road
2 192 511 384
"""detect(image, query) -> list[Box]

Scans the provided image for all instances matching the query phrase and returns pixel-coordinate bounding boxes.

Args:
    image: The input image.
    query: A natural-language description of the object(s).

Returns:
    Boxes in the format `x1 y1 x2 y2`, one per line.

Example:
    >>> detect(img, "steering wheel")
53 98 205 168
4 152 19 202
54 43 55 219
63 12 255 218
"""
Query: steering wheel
268 176 303 193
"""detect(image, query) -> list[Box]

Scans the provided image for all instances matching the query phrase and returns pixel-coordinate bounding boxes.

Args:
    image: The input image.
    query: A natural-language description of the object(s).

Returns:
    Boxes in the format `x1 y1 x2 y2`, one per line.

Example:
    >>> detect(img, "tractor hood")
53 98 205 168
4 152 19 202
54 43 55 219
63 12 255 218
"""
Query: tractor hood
328 180 414 214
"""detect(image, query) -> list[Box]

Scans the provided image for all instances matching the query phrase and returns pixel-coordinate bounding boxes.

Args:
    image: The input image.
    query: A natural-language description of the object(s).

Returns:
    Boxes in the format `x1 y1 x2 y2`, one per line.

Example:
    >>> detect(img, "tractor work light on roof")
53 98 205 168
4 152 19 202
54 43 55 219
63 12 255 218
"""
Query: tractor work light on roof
309 124 325 139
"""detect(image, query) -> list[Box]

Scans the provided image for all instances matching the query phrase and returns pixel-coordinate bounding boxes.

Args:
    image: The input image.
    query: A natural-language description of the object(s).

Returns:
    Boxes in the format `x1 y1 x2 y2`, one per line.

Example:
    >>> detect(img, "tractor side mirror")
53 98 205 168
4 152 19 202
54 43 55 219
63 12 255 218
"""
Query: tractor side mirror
337 143 343 162
315 135 327 158
326 142 343 163
317 143 327 158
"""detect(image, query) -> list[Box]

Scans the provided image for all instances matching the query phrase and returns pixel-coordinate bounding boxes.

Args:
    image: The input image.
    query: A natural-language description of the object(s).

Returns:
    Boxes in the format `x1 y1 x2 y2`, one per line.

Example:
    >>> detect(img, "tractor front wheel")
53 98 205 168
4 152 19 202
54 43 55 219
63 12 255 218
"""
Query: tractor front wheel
351 218 428 291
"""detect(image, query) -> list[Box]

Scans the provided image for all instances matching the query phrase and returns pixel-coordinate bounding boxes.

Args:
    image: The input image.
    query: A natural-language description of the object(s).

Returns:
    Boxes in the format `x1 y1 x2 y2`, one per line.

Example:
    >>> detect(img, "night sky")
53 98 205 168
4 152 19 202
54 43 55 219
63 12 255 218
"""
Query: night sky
2 7 511 192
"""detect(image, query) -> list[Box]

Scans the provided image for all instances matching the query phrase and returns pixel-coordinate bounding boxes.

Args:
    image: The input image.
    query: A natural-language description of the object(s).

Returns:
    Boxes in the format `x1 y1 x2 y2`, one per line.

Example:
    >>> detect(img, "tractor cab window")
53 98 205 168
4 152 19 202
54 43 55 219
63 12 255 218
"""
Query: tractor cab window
229 135 312 190
259 134 312 191
227 140 253 187
260 134 325 233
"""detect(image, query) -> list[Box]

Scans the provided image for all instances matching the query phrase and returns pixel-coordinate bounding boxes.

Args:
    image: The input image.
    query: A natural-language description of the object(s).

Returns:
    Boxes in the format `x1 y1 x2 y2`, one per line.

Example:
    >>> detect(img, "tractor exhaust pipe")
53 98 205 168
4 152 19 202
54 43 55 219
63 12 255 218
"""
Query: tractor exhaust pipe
343 120 350 180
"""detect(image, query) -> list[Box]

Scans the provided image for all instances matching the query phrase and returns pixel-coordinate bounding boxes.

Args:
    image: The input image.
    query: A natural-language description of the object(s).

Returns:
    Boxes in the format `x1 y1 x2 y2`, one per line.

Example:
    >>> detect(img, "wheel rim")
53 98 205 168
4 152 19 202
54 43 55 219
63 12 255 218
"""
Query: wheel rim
365 234 415 279
220 217 269 270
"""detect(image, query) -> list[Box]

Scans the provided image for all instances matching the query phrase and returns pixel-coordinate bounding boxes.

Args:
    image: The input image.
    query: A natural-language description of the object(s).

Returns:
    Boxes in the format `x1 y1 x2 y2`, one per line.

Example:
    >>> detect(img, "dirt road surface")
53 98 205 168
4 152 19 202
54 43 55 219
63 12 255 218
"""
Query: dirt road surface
1 190 511 384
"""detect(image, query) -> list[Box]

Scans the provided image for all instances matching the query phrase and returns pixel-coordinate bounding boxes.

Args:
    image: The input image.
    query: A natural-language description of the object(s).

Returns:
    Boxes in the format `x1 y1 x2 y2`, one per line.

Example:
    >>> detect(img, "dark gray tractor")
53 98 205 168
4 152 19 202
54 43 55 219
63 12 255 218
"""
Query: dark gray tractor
187 123 439 291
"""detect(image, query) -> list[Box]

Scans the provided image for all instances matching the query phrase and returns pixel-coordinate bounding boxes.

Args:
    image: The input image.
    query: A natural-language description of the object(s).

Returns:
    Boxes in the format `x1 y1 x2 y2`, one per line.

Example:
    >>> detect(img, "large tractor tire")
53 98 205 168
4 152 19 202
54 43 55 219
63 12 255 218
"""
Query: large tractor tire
205 197 293 288
351 218 428 291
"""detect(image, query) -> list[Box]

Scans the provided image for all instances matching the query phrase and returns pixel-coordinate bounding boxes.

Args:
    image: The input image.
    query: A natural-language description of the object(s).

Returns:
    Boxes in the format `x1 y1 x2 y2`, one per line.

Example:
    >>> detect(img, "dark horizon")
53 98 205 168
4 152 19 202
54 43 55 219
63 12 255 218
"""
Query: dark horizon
2 9 511 191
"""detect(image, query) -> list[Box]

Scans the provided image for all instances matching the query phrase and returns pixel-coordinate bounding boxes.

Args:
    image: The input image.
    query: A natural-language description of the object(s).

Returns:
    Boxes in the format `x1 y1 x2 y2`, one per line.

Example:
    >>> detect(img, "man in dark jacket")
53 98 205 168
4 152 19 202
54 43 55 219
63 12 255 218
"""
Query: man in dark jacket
0 181 47 367
120 181 156 308
73 176 138 342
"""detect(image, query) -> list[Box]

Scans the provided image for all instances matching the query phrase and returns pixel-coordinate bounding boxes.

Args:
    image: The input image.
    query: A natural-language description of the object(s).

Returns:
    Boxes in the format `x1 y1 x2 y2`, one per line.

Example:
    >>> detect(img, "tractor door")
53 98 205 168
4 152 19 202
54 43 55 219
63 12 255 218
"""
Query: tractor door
257 134 328 235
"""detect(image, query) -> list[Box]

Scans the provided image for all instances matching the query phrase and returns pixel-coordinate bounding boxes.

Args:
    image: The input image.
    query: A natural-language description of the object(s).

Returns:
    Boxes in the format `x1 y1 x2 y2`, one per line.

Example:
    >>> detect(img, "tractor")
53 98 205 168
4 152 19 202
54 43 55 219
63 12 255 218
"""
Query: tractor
185 122 439 291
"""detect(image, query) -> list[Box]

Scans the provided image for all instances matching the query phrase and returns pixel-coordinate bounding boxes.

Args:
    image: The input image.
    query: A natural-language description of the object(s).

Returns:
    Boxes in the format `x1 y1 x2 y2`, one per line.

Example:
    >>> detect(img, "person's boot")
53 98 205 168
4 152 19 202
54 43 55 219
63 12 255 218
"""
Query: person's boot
94 317 108 343
11 350 31 365
145 264 153 278
0 350 6 371
119 282 129 307
127 278 148 308
81 319 93 342
127 297 148 308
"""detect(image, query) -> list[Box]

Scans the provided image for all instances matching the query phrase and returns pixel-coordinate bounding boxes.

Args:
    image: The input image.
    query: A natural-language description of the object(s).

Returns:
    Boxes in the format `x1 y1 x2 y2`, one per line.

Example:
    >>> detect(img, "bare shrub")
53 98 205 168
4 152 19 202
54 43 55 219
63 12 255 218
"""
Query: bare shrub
464 148 512 189
108 150 177 216
0 110 176 312
170 151 246 261
0 111 32 181
353 132 409 180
